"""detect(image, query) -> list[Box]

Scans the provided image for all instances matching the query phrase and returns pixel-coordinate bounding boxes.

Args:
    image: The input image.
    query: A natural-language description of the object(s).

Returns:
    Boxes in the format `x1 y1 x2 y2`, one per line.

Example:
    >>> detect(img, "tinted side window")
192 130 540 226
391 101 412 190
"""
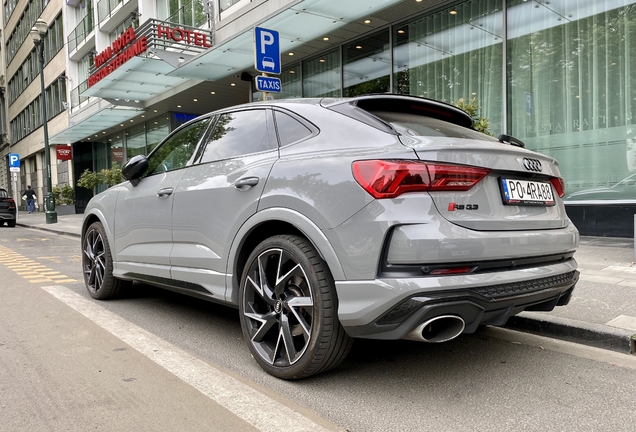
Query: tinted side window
0 189 8 198
274 111 312 146
146 118 211 176
199 110 273 163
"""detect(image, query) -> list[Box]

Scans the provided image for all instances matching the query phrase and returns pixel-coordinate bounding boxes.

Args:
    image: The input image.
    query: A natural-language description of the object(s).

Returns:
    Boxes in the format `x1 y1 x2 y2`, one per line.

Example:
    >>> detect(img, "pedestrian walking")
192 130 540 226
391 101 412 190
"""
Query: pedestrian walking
22 185 37 214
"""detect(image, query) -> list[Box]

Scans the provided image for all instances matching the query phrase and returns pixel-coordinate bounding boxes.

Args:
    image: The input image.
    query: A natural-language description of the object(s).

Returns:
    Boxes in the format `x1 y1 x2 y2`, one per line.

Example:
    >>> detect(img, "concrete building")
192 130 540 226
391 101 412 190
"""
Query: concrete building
2 0 69 208
4 0 636 236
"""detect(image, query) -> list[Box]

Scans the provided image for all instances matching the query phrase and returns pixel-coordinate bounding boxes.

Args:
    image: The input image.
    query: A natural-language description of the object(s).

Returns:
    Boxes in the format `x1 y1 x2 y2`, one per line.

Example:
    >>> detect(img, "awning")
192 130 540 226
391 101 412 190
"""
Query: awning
82 19 213 102
82 56 189 101
49 106 143 144
169 0 402 81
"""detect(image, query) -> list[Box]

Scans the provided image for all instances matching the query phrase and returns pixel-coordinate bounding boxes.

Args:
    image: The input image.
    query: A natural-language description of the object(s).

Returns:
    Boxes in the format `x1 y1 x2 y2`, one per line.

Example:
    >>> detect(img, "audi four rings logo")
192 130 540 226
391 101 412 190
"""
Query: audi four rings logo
523 158 542 172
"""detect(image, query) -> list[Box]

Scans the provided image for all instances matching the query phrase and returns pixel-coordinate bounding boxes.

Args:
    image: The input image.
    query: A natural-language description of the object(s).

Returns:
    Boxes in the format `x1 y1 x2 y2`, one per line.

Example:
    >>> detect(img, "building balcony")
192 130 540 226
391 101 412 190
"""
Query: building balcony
68 14 96 61
97 0 137 33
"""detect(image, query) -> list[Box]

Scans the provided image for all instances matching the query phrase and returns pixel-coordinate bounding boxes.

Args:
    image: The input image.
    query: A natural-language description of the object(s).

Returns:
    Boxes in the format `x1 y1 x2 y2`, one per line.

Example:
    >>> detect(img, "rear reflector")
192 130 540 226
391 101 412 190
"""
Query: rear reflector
352 160 490 199
429 266 473 275
549 177 565 198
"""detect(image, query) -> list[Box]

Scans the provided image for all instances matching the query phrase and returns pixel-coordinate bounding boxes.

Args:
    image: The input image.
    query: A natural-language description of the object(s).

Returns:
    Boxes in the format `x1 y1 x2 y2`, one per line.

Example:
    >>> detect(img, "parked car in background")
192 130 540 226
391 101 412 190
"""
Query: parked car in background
81 95 579 379
0 188 16 227
564 172 636 201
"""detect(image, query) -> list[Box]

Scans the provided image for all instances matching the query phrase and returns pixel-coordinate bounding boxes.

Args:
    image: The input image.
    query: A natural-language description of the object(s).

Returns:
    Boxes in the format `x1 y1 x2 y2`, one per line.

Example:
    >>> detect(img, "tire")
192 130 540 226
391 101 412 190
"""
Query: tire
7 220 16 227
82 221 131 299
239 235 353 379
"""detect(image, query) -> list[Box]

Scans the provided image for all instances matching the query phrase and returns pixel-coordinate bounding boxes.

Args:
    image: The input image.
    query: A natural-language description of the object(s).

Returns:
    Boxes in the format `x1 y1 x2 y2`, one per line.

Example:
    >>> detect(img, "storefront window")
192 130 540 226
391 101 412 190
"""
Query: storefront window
108 135 124 168
303 50 341 97
393 1 503 134
508 0 636 200
344 29 390 96
126 123 146 160
280 65 301 99
147 116 170 154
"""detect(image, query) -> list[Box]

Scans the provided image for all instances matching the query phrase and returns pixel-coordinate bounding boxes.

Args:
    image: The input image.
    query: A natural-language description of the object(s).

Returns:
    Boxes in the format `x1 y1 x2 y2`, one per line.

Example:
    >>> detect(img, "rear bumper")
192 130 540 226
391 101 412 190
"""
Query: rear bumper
0 211 16 221
336 260 578 339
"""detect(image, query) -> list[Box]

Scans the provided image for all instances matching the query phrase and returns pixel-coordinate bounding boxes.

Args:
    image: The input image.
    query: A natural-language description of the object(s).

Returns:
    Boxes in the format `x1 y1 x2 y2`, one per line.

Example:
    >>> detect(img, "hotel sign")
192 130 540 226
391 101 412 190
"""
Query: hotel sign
89 27 148 87
88 23 213 88
56 146 73 161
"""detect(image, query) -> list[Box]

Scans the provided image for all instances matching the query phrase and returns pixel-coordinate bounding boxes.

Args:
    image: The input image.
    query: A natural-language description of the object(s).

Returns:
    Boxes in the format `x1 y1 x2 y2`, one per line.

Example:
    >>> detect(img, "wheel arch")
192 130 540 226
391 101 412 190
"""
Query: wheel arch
81 209 115 253
226 208 345 304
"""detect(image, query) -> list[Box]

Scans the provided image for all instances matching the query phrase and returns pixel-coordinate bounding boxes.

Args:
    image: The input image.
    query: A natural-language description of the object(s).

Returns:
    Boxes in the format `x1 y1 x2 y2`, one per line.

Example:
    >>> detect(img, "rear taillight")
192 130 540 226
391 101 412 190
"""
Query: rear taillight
352 160 490 199
549 177 565 198
6 198 15 210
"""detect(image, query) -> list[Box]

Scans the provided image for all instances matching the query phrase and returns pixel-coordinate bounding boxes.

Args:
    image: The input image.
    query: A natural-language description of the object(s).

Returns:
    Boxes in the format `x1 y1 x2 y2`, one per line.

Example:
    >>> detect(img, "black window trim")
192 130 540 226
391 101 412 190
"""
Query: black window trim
271 107 319 149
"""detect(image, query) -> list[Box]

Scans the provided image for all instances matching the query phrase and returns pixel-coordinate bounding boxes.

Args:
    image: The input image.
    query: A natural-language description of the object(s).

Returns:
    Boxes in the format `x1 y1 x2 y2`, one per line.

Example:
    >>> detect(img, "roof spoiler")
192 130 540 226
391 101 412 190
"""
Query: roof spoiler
323 94 474 129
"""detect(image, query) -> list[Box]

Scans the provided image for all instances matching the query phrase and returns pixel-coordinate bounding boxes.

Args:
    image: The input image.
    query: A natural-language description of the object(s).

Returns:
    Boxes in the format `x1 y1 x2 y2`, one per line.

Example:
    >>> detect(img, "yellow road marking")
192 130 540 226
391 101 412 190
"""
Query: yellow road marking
0 245 78 285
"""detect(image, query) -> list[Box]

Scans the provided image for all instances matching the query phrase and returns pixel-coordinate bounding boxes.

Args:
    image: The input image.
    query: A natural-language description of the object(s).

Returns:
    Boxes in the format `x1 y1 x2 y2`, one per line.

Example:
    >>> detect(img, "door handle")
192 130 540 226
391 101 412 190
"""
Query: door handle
233 177 260 190
157 188 174 198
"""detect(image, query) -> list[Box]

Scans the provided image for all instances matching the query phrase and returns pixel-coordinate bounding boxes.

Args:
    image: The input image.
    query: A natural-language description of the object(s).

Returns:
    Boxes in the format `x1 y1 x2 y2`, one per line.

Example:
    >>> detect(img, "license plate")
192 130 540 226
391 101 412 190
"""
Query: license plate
500 178 555 206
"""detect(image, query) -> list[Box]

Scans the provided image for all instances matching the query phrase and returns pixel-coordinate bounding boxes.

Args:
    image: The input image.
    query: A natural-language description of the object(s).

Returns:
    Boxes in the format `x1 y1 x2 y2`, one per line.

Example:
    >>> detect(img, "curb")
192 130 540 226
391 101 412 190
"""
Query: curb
505 312 636 355
16 223 81 239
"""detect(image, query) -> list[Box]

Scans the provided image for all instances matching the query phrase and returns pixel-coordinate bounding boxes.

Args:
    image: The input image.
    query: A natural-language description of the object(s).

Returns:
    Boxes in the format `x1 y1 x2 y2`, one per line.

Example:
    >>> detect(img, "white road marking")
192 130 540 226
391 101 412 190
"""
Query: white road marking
42 285 333 432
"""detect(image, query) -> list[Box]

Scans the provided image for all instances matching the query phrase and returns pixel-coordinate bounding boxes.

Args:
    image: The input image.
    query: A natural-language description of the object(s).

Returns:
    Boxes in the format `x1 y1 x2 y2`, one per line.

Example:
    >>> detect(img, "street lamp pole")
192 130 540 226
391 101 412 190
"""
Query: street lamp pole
30 19 56 224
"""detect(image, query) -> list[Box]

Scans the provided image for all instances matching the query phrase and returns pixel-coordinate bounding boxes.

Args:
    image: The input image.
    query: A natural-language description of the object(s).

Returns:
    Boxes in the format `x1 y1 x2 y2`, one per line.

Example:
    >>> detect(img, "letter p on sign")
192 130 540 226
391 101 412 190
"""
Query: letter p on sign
8 153 20 172
260 31 274 54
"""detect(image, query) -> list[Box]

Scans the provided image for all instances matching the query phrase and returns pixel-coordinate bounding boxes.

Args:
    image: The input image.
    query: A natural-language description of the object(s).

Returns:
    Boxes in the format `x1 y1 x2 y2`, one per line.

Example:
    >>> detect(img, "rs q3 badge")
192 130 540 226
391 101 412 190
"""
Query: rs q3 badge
448 203 479 211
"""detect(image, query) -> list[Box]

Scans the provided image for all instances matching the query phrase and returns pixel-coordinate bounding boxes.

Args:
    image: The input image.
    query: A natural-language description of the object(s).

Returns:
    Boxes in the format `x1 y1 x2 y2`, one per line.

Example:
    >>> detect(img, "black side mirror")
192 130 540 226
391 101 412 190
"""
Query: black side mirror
122 155 149 187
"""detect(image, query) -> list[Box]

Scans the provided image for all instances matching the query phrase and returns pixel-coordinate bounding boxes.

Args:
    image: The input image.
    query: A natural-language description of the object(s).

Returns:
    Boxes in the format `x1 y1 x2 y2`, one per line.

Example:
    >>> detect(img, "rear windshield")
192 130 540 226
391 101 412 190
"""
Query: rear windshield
0 189 8 198
369 111 498 141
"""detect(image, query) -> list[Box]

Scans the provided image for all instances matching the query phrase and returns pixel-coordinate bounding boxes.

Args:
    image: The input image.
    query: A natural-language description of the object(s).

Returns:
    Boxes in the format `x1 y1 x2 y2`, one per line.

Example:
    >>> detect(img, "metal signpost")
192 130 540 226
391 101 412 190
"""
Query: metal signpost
254 27 281 100
8 153 20 219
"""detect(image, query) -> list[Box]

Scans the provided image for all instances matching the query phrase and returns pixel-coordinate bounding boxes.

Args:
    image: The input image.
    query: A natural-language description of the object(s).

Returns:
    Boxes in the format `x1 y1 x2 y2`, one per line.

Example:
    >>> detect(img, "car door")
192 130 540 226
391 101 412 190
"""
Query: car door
170 108 278 300
114 117 212 279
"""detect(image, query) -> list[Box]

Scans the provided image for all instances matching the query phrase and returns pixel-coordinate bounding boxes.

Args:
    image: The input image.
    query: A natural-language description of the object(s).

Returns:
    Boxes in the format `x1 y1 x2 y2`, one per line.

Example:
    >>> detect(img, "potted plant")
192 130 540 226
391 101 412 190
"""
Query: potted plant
52 184 76 215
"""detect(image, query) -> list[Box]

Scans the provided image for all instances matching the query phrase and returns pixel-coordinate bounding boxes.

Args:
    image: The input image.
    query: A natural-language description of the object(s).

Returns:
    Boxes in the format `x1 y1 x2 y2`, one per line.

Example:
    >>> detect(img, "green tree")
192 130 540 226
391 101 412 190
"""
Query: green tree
454 97 492 136
77 168 124 196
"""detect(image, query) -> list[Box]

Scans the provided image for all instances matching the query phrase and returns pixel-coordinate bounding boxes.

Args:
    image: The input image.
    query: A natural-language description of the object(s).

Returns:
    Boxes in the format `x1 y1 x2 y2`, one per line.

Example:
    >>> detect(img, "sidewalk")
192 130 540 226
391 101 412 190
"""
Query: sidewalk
14 212 636 354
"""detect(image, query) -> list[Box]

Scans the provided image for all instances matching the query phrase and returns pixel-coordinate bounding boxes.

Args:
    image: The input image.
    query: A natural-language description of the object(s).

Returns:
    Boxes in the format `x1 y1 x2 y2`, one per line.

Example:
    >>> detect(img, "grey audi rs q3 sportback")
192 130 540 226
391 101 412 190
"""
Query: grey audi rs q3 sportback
81 95 579 379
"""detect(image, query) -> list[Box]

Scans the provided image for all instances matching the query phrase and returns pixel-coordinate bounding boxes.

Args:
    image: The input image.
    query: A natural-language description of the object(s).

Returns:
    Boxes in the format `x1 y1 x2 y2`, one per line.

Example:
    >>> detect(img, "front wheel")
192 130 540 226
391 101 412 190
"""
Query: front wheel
82 221 131 299
239 235 352 379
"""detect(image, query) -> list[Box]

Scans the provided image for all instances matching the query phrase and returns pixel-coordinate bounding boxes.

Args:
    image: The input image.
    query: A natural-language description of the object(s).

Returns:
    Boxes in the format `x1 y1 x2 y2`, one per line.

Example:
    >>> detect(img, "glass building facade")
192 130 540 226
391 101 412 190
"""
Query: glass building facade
275 0 636 207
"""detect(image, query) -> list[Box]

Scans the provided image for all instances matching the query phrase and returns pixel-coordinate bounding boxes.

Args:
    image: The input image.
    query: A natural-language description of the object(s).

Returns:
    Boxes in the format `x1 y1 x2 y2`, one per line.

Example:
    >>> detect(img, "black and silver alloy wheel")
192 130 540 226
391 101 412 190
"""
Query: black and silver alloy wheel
243 247 314 367
83 225 106 294
82 221 130 300
239 235 353 380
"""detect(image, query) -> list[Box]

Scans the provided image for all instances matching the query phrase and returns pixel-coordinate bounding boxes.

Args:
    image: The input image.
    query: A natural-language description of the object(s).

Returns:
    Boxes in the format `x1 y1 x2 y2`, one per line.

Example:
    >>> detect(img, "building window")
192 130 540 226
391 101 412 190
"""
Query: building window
159 0 207 27
508 0 636 200
302 50 341 98
9 75 68 143
344 29 390 96
393 1 504 134
280 65 302 99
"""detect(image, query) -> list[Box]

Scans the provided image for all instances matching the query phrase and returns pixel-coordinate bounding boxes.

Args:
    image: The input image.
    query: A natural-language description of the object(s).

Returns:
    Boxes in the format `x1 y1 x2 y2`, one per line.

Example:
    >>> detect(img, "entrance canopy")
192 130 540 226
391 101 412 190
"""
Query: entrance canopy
50 106 143 144
169 0 403 81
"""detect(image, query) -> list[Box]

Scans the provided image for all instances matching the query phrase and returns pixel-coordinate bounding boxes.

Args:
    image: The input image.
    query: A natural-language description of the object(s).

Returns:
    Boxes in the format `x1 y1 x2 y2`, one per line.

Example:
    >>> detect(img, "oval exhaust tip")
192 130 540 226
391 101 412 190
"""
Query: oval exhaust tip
404 315 465 343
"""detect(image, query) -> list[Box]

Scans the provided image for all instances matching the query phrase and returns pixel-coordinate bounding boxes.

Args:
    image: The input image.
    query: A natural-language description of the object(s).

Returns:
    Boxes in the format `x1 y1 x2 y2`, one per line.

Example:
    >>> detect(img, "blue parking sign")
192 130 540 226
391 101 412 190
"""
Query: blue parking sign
8 153 20 172
254 27 281 75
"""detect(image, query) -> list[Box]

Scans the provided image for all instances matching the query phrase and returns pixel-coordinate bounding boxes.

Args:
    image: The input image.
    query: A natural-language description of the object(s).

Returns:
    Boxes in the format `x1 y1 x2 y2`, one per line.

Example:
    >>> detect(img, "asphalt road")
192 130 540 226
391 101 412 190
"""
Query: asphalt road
1 225 636 432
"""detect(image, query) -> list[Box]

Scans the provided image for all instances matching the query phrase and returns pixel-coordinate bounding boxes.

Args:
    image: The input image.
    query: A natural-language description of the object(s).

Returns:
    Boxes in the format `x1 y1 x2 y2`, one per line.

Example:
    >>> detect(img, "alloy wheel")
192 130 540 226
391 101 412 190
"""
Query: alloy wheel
242 248 314 367
83 227 106 294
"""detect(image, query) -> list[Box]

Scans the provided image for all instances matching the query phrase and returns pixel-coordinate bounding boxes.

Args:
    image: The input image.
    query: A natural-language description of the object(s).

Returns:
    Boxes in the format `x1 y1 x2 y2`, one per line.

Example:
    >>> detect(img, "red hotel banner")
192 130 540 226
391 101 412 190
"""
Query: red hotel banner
56 146 72 161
